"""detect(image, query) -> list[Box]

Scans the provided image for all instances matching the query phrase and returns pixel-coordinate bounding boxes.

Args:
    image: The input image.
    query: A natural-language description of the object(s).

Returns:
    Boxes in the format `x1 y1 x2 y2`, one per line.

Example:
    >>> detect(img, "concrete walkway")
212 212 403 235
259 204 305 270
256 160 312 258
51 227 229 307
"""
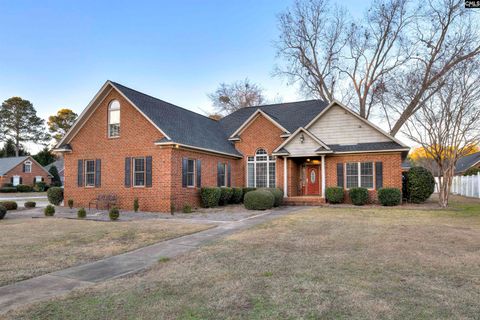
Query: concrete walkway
0 206 303 314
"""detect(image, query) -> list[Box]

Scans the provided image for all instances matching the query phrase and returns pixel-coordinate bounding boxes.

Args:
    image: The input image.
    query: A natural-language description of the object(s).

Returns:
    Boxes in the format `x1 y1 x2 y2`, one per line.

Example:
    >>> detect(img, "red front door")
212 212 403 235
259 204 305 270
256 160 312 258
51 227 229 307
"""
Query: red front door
306 166 320 195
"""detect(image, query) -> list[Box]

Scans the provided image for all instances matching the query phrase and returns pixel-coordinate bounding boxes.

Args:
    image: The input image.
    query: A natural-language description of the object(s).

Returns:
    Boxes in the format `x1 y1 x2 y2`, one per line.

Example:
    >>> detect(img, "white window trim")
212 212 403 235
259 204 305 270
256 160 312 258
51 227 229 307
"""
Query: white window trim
12 175 21 186
246 149 276 188
186 159 196 188
219 162 227 187
344 162 375 190
24 161 32 173
84 160 95 187
108 100 121 138
35 176 43 183
133 157 146 187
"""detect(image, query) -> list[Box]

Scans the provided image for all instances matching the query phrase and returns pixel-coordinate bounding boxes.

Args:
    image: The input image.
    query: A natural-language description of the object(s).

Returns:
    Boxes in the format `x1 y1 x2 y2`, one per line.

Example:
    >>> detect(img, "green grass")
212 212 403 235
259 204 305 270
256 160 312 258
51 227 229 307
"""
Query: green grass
7 196 480 320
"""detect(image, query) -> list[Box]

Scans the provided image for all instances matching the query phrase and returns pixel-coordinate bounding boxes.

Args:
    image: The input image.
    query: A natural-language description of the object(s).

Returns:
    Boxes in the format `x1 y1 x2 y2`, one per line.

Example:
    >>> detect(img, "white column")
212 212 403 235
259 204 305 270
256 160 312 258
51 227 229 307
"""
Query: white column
477 172 480 198
284 156 288 197
321 155 326 198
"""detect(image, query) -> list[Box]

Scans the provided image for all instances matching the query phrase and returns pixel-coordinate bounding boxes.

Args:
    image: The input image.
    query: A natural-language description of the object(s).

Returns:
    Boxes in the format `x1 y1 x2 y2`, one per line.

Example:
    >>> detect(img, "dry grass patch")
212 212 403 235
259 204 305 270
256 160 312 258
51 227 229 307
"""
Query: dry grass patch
0 219 213 286
8 200 480 320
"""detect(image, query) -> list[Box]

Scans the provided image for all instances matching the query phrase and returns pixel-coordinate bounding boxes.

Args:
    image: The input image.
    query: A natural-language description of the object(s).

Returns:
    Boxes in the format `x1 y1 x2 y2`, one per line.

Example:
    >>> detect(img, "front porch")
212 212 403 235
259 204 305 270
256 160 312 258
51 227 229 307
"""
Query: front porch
282 155 327 199
284 196 326 206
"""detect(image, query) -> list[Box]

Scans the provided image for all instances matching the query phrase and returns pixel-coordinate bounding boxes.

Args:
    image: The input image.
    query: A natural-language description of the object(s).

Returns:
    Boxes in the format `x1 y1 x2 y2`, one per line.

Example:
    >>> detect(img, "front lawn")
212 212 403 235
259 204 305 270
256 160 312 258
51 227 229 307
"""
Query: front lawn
0 218 213 286
7 198 480 319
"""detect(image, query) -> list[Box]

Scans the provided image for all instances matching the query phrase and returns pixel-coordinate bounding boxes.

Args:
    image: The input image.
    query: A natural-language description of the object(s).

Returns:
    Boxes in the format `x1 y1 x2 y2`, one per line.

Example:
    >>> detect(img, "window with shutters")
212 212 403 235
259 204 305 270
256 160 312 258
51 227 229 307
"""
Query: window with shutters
247 149 276 188
186 159 195 187
108 100 120 138
133 158 145 187
24 160 32 173
218 162 227 187
345 162 374 189
85 160 95 187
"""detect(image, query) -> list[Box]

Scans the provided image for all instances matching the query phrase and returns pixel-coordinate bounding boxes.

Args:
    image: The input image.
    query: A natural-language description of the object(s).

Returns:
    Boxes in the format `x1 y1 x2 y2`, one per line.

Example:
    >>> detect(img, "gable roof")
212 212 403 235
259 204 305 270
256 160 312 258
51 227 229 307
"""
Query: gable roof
0 156 29 175
455 152 480 174
44 159 65 173
219 100 329 137
273 127 331 155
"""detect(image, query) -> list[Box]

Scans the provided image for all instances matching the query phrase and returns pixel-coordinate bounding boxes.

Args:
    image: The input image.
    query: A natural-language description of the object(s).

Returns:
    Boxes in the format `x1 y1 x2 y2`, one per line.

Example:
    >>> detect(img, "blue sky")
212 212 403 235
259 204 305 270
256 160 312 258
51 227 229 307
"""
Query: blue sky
0 0 366 152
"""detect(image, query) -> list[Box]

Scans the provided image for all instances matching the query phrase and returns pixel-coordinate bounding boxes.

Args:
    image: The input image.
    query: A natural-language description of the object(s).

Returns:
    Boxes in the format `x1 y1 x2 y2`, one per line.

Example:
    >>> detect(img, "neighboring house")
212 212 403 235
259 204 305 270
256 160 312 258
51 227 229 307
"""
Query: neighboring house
455 152 480 175
54 81 409 212
44 158 65 185
0 156 52 187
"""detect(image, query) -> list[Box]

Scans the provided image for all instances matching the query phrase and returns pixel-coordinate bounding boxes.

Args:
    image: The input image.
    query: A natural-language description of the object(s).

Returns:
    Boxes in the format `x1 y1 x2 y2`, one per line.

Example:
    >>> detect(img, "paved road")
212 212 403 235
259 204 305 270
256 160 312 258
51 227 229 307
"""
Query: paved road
0 206 304 314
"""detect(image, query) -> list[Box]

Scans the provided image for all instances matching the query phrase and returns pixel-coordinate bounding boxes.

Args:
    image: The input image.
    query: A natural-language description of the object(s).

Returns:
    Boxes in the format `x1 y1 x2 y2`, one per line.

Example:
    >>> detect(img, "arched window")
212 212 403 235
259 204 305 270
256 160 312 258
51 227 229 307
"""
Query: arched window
108 100 121 137
23 160 32 173
247 148 276 188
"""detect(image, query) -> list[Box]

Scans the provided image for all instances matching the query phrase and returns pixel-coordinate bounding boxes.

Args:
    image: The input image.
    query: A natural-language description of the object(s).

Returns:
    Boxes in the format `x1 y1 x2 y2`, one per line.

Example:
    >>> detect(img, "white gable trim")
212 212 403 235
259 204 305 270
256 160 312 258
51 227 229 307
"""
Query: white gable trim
304 100 409 148
154 141 242 158
229 109 290 138
55 81 171 148
273 127 331 153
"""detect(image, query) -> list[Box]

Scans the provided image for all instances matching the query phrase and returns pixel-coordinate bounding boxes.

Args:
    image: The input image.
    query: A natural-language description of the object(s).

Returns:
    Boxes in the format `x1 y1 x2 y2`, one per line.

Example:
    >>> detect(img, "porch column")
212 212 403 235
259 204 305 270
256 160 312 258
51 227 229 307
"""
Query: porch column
321 155 326 198
284 156 288 197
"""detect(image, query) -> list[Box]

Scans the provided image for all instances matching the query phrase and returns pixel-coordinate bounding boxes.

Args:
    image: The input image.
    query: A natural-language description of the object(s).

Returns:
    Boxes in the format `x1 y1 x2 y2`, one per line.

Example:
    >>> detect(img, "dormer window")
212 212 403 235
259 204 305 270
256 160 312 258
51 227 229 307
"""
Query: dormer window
108 100 120 138
23 160 32 173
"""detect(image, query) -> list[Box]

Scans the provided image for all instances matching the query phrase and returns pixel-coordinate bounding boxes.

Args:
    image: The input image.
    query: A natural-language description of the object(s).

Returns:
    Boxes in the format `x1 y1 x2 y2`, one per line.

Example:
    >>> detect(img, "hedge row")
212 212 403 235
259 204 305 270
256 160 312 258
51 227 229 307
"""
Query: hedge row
199 187 283 210
325 187 402 206
0 182 51 193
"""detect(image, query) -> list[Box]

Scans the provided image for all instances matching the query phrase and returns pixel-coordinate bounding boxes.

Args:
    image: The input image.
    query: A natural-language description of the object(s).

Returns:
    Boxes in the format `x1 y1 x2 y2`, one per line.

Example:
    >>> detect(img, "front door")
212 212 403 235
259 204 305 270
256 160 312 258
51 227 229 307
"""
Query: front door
306 166 320 195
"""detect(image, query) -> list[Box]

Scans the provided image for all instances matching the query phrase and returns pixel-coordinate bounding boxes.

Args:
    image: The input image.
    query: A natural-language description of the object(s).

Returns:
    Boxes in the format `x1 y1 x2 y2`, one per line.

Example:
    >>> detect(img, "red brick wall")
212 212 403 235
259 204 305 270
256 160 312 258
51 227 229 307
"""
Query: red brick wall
64 89 172 212
325 153 403 202
0 158 51 186
234 114 285 189
170 148 242 210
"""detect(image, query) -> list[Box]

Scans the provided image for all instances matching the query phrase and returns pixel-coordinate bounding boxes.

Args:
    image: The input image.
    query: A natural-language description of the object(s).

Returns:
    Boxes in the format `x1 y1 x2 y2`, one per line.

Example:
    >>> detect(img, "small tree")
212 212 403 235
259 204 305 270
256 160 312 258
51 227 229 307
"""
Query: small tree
208 79 265 115
0 139 28 158
33 147 56 166
49 166 62 186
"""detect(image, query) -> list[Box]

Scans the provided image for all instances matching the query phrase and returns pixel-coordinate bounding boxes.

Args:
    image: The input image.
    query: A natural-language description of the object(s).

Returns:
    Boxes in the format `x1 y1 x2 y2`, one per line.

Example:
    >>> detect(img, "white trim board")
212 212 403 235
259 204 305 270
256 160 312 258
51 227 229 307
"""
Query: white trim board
229 109 290 139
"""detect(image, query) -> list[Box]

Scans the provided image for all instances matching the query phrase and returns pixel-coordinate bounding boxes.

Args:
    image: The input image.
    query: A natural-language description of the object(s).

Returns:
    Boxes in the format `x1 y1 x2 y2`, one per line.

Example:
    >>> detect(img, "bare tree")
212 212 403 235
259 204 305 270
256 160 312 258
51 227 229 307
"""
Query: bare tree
208 79 265 115
275 0 348 102
402 61 480 207
388 0 480 135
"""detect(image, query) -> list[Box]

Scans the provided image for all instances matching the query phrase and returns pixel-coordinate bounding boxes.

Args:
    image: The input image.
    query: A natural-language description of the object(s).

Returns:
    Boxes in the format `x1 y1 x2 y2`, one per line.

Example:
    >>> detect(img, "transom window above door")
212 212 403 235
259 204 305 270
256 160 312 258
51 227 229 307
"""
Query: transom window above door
247 148 276 188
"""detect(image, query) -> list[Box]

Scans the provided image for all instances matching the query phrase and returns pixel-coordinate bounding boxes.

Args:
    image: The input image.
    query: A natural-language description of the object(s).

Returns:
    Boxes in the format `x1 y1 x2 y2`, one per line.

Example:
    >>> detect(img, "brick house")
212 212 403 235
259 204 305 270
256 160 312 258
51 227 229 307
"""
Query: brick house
0 156 52 186
54 81 409 212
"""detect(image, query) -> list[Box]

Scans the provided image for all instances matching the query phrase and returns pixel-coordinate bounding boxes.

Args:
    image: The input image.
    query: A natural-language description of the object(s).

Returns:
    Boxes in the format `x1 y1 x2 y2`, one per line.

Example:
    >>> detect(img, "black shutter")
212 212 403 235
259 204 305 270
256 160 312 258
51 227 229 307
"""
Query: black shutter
337 163 344 188
125 158 131 187
375 162 383 189
196 159 202 187
182 158 188 187
77 159 83 187
227 163 231 187
95 159 101 187
217 162 222 187
10 177 13 183
22 164 26 173
19 177 22 184
146 156 152 187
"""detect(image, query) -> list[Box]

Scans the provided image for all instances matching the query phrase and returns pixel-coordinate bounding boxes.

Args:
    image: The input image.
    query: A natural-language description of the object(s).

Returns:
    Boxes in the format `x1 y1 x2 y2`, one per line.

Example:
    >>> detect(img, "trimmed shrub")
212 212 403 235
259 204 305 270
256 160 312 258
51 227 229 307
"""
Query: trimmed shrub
349 187 369 206
260 188 283 207
406 167 435 203
0 205 6 220
109 207 120 221
244 189 275 210
1 183 13 188
231 188 243 204
44 205 55 216
47 187 64 205
133 198 139 212
0 187 17 193
200 187 221 208
378 188 401 206
16 184 32 192
77 208 86 219
325 187 344 204
0 201 18 210
67 199 74 209
24 201 36 208
219 187 233 205
182 204 192 213
242 188 256 201
34 182 47 192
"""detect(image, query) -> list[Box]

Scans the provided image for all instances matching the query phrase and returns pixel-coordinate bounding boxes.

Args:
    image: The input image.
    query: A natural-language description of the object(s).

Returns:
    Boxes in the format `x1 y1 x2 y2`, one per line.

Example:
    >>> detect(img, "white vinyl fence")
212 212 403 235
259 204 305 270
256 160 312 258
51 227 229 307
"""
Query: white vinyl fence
436 173 480 198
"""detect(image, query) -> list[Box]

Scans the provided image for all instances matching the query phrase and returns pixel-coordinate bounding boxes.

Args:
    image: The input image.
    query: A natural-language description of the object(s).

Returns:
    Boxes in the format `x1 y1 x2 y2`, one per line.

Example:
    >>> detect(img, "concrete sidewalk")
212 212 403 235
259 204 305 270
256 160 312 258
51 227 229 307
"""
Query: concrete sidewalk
0 206 302 314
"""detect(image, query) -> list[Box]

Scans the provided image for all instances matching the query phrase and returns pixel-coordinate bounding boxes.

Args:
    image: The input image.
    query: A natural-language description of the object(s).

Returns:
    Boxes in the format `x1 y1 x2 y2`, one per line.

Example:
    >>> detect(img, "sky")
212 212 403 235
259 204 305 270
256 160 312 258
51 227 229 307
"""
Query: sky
0 0 368 153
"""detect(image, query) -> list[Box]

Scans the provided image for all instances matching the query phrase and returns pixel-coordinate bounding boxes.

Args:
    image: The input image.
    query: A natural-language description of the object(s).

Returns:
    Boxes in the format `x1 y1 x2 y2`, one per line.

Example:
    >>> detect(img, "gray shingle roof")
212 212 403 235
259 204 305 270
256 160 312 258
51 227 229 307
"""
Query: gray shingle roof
328 141 407 152
0 156 29 175
112 82 241 157
44 159 64 174
455 152 480 174
219 100 329 136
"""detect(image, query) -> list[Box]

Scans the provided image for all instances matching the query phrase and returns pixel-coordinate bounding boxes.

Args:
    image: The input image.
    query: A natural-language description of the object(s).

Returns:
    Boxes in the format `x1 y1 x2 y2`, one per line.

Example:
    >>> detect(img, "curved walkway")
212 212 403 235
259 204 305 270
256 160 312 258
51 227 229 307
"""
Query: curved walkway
0 206 303 314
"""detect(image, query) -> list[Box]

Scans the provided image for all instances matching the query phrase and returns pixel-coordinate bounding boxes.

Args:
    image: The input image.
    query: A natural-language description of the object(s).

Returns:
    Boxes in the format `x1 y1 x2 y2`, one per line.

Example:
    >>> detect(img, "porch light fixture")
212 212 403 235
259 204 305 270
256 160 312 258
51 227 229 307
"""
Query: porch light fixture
300 133 305 143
